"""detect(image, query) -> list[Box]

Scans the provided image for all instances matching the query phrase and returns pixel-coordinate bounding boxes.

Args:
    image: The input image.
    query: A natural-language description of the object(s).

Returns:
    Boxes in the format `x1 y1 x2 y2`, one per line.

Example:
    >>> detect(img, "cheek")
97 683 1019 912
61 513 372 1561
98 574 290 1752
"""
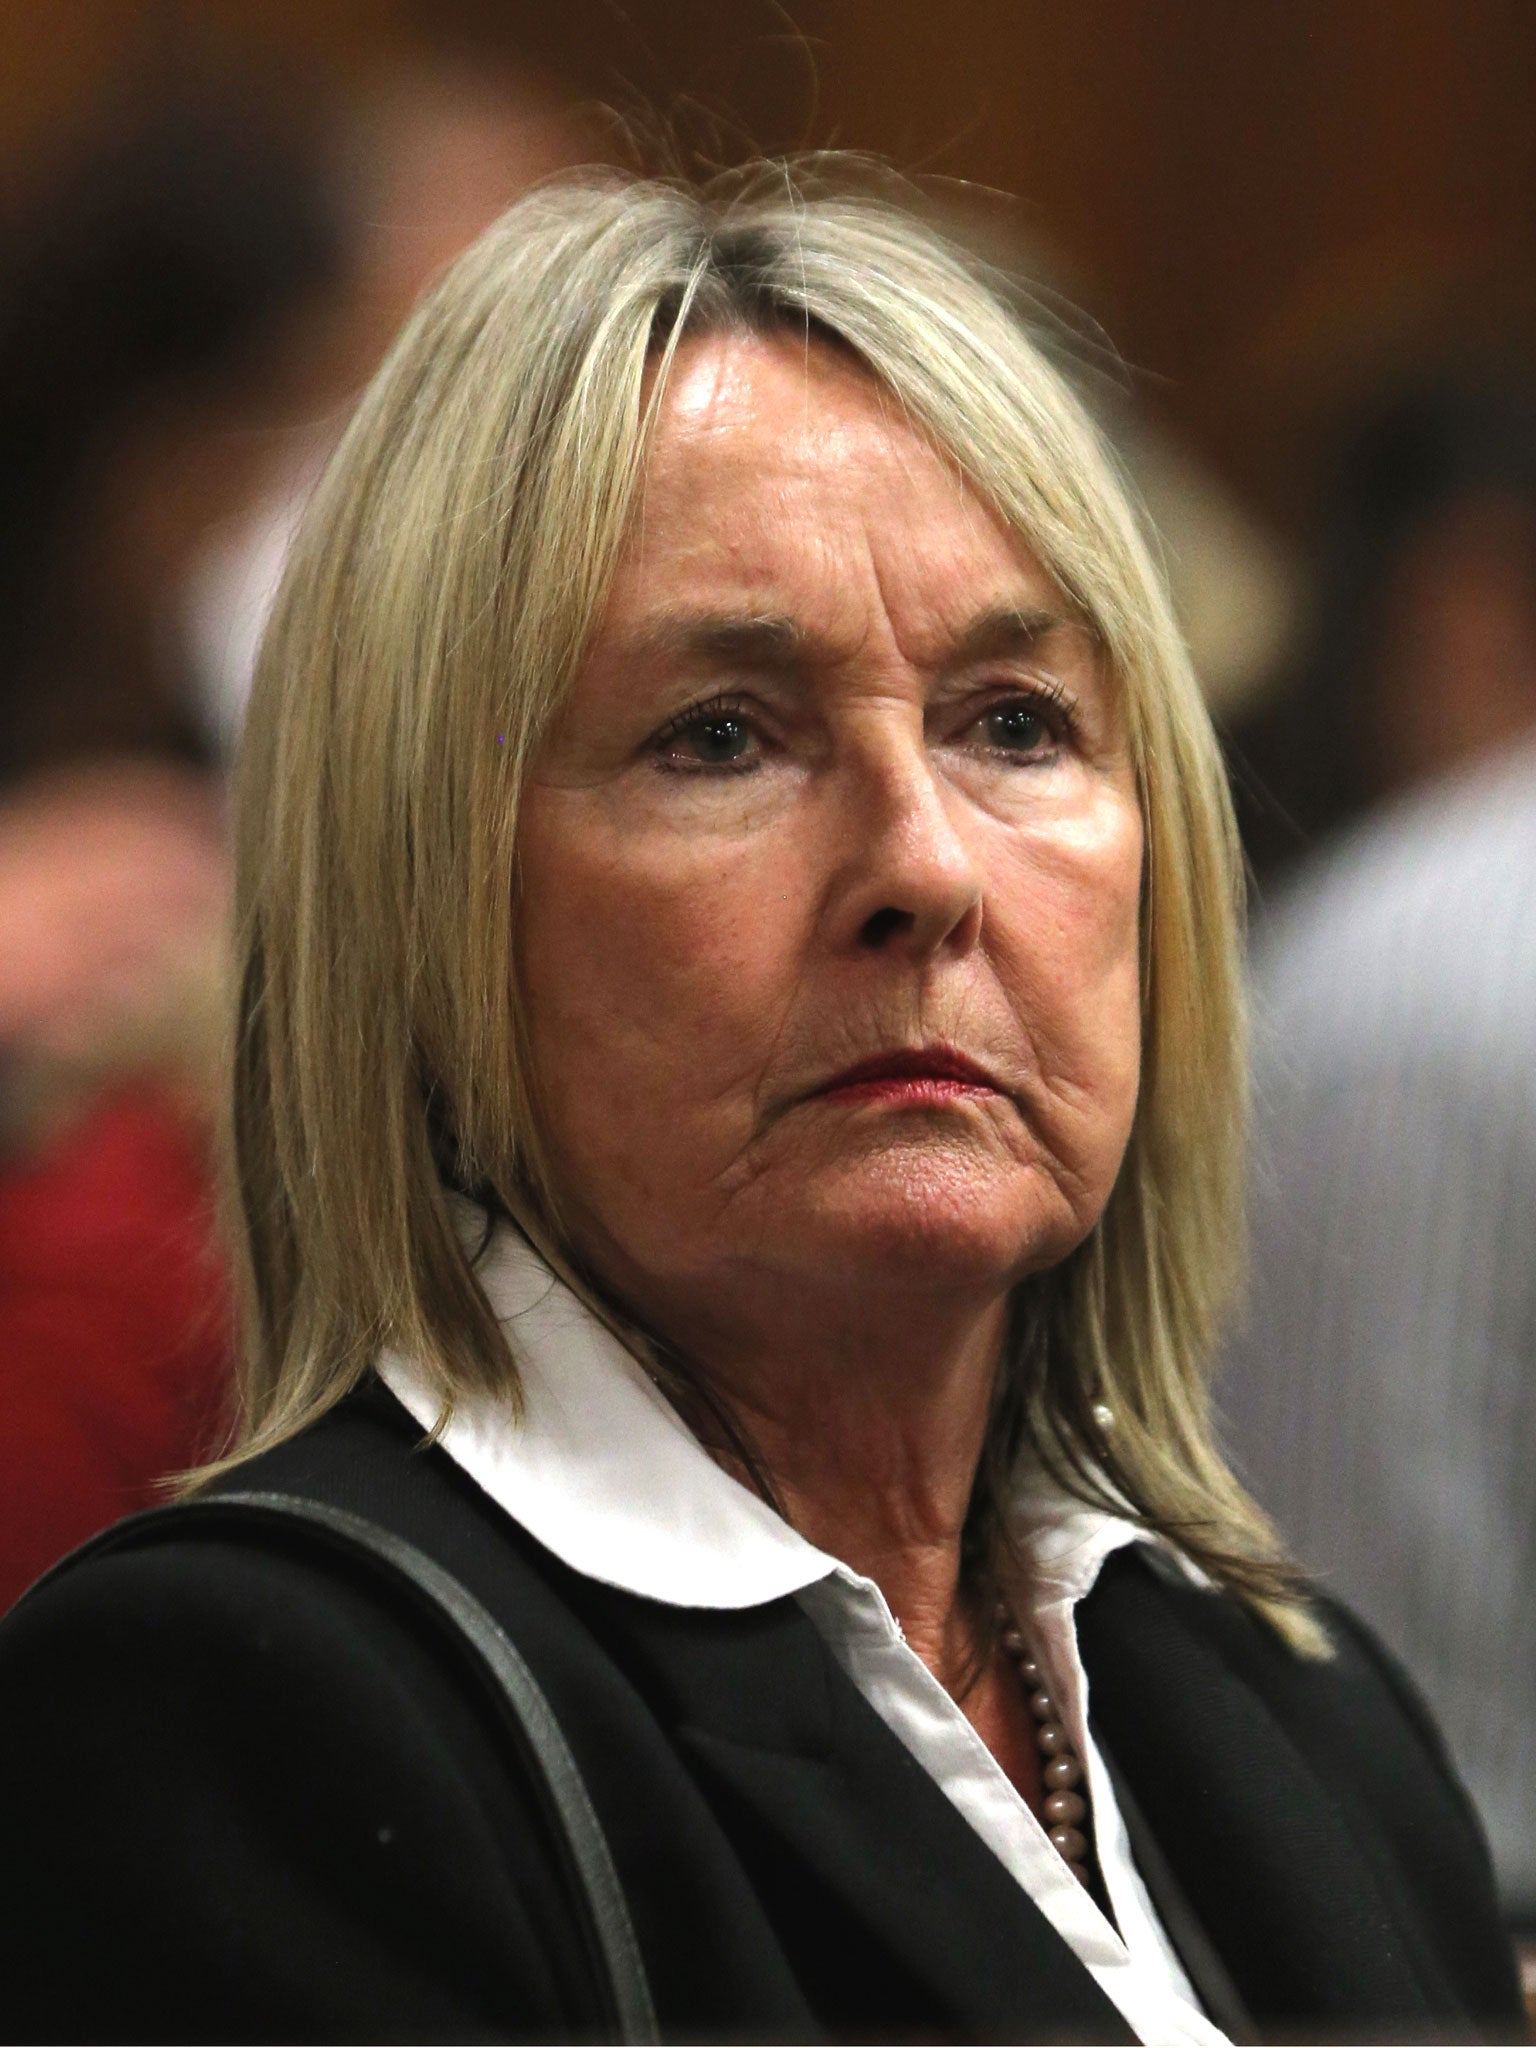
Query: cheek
989 795 1144 1146
515 791 801 1175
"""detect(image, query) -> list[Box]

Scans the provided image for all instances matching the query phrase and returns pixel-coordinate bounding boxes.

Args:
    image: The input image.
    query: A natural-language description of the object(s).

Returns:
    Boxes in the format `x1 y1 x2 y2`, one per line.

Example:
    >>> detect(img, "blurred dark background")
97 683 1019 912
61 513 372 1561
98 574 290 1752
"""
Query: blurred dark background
7 1 1535 513
5 0 1536 819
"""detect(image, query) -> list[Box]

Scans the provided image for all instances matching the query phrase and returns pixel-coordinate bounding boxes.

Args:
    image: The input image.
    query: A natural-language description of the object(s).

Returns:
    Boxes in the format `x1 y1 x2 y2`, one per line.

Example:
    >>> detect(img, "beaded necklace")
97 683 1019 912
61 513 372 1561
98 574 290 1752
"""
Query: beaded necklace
995 1598 1092 1886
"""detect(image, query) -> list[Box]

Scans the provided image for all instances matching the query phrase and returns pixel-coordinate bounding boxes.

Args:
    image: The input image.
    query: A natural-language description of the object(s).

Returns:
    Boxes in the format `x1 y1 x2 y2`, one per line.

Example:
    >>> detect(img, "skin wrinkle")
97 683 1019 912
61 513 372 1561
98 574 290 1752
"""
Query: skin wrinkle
517 331 1143 1789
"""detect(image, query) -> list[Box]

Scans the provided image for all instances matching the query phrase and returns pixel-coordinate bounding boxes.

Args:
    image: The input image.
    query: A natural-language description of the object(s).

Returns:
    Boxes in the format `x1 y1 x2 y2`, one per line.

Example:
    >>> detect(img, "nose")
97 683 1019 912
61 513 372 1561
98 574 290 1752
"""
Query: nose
826 735 984 963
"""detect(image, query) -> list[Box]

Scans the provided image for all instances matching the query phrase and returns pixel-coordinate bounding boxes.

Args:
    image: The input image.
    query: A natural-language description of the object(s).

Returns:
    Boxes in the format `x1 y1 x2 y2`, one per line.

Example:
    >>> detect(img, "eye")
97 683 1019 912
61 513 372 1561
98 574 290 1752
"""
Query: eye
983 701 1050 753
963 687 1073 760
651 696 764 774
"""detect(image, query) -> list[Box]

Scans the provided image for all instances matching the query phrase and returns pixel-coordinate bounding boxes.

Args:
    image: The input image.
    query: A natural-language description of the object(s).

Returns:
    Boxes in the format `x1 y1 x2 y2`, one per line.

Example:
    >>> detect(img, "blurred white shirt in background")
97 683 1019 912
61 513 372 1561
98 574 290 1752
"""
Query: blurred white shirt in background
1219 741 1536 1922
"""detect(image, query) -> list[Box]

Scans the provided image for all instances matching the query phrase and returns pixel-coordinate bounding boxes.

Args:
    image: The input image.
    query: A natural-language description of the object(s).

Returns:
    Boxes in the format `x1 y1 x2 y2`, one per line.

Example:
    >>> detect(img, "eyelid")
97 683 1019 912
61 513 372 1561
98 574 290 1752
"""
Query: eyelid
648 691 761 751
1012 674 1075 716
944 674 1081 736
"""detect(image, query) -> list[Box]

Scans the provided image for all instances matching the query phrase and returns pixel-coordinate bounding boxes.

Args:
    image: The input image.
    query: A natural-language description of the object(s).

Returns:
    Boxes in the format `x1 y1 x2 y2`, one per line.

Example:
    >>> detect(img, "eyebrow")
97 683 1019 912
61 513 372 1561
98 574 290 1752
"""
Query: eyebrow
625 610 806 673
620 600 1090 676
948 603 1089 667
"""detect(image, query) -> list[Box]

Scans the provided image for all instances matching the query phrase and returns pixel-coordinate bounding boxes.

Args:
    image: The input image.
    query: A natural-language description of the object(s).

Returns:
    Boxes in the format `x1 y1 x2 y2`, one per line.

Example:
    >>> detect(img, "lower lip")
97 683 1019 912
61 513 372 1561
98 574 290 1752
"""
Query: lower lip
818 1076 997 1106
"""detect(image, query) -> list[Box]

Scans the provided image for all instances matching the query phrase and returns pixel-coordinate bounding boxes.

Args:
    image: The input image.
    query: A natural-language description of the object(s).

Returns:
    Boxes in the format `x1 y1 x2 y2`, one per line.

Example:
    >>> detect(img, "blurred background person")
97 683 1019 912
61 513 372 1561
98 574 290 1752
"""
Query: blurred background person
179 60 577 754
0 86 347 1611
0 58 577 1612
1226 376 1536 878
1215 374 1536 1941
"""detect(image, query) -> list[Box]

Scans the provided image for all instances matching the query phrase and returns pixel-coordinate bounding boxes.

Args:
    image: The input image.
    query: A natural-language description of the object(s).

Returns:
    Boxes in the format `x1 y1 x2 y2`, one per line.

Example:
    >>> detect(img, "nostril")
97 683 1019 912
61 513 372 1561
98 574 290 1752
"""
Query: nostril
859 906 914 949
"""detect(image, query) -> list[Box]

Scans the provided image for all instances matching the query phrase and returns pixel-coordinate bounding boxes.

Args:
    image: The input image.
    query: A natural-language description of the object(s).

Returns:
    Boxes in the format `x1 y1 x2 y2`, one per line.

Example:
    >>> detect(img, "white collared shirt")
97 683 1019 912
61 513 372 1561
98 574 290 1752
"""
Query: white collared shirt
379 1217 1230 2048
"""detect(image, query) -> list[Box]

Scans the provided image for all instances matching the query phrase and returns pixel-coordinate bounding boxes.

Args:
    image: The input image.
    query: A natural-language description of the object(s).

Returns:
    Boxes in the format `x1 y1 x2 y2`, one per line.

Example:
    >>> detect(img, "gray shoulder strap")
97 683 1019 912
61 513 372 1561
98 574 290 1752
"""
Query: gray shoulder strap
36 1488 661 2045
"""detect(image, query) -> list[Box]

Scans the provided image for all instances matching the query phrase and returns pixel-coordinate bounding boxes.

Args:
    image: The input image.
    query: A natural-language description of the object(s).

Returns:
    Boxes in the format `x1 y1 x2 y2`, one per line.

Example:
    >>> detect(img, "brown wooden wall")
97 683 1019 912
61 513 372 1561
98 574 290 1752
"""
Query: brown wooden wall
4 0 1535 524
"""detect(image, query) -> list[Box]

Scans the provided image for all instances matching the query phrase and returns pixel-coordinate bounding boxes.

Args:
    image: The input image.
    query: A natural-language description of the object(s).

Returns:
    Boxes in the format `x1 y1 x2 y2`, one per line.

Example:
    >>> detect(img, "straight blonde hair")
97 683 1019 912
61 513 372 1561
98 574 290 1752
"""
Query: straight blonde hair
217 163 1319 1650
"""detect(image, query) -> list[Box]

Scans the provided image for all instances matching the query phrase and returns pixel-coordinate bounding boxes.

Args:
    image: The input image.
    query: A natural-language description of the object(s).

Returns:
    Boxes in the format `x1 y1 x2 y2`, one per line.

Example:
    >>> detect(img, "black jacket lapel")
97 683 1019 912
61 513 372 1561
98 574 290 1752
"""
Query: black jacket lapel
239 1392 1130 2041
649 1601 1136 2045
1077 1545 1522 2041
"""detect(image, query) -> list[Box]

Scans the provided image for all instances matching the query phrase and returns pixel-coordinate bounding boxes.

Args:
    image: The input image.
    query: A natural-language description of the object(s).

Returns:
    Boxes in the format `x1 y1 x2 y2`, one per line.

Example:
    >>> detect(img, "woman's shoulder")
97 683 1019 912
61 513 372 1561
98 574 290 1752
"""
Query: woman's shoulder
0 1377 586 1778
0 1380 596 2040
1083 1539 1489 1834
1079 1544 1523 2034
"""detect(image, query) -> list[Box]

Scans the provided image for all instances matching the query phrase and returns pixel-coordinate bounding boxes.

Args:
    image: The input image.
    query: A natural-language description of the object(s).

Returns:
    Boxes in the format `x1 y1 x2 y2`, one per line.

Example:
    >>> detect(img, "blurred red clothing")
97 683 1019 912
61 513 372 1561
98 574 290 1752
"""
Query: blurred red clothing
0 1086 231 1612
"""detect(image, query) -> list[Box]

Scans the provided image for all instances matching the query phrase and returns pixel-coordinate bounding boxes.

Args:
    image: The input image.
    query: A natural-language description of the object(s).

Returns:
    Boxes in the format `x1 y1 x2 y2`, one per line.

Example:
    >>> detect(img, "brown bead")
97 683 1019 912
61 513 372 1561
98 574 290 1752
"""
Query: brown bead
1048 1825 1089 1862
1034 1720 1069 1755
1027 1688 1057 1722
1066 1859 1091 1886
1043 1790 1087 1828
1000 1625 1027 1657
1016 1657 1041 1686
1043 1754 1083 1790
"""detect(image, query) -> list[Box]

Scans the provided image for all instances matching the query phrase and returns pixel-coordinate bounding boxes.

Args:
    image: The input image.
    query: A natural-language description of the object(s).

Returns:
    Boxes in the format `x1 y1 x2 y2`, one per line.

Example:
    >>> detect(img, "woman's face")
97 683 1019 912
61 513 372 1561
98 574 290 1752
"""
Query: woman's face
517 332 1143 1329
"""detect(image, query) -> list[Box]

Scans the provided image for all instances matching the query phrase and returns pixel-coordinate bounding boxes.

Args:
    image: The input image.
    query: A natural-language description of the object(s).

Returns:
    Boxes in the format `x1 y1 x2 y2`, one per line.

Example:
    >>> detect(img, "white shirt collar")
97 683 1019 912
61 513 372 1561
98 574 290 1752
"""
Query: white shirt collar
379 1210 1227 2045
377 1210 1151 1613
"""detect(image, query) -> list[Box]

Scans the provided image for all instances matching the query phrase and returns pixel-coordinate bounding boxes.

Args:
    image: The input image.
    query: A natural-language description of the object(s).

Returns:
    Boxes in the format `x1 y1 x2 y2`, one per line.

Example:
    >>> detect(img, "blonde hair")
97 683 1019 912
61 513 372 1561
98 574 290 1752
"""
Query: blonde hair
219 164 1319 1649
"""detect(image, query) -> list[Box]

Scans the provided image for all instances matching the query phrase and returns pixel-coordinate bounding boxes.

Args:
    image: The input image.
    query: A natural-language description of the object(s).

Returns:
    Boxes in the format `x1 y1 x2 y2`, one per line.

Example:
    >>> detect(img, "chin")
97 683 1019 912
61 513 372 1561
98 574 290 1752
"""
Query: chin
782 1153 1092 1294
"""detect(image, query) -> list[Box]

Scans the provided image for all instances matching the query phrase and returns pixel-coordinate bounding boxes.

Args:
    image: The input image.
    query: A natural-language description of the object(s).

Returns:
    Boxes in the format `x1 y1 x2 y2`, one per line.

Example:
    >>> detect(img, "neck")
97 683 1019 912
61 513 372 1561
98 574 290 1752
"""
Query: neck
646 1273 1013 1690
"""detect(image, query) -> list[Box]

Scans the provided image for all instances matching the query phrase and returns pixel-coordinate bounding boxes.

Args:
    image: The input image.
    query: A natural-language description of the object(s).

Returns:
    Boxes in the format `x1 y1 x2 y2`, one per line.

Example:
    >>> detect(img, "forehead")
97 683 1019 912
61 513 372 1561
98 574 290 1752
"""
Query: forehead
603 330 1074 665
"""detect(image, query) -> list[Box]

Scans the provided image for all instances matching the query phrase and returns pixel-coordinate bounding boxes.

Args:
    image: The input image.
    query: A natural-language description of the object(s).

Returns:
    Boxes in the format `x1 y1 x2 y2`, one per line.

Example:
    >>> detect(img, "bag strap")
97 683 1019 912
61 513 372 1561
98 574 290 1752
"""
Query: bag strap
1093 1730 1260 2045
32 1489 660 2045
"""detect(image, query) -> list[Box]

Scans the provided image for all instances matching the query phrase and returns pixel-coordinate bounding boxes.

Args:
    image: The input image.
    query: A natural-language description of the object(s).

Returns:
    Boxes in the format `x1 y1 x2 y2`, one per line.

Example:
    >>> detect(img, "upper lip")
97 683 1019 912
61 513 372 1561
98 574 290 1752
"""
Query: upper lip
812 1044 1007 1095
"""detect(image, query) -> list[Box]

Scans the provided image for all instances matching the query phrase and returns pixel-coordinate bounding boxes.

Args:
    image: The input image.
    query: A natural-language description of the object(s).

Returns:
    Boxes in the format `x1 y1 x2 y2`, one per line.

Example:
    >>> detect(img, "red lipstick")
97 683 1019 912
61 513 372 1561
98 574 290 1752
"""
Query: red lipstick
813 1045 1004 1108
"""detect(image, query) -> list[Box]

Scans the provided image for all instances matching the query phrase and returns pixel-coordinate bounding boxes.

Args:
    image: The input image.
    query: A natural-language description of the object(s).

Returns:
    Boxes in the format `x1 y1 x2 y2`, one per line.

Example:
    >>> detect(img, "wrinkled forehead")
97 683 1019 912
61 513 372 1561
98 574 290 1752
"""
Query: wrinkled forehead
611 327 1094 678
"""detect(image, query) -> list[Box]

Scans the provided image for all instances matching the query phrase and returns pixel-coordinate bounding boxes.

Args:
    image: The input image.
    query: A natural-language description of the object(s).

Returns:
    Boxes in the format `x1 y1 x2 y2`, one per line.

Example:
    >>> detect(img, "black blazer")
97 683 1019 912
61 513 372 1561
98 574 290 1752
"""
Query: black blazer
0 1379 1522 2044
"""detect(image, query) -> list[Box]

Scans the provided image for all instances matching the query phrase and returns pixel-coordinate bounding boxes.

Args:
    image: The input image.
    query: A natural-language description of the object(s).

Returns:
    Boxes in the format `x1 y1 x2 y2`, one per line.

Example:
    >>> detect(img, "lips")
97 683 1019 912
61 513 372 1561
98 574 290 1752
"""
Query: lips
811 1045 1006 1105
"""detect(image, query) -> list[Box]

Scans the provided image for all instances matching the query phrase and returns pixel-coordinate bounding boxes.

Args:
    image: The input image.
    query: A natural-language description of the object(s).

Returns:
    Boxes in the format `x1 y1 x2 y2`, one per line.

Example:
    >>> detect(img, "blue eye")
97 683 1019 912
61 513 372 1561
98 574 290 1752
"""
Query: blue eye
970 690 1074 760
685 715 753 763
652 698 763 774
985 703 1050 752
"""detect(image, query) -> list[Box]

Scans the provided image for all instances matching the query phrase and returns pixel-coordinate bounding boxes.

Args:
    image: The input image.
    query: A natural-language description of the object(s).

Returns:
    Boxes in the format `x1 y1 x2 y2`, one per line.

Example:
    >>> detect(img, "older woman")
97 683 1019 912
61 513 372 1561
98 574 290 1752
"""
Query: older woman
0 170 1522 2045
